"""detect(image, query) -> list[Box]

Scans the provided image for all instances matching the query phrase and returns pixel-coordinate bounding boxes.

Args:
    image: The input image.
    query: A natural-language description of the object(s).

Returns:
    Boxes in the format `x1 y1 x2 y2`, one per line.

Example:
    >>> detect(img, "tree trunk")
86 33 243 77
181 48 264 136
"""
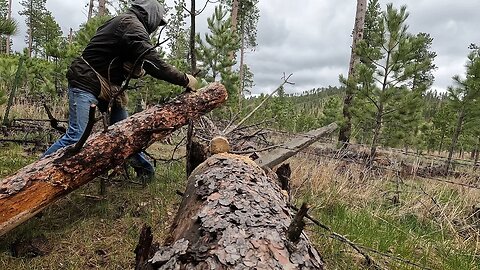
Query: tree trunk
438 131 446 154
88 0 94 20
98 0 107 16
6 0 12 54
228 0 240 62
0 83 227 236
338 0 367 146
2 57 24 126
27 0 33 58
369 103 383 166
446 108 465 172
238 21 245 110
475 136 480 166
142 153 324 269
186 0 198 177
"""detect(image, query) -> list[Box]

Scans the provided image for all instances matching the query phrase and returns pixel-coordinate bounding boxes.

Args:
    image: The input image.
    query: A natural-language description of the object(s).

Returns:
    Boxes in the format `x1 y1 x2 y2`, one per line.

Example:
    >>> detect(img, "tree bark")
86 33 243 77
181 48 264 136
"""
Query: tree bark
0 83 228 236
98 0 107 16
338 0 367 146
143 153 324 269
6 0 12 55
446 108 465 172
88 0 94 20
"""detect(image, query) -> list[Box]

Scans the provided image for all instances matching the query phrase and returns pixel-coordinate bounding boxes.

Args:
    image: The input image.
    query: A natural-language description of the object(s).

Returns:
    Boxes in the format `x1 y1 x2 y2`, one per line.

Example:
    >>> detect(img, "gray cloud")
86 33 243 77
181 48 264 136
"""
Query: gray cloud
9 0 480 95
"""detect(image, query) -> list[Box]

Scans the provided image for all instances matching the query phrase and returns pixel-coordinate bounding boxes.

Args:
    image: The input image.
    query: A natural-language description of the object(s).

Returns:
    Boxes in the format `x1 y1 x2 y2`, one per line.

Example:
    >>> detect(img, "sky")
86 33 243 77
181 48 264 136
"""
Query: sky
9 0 480 95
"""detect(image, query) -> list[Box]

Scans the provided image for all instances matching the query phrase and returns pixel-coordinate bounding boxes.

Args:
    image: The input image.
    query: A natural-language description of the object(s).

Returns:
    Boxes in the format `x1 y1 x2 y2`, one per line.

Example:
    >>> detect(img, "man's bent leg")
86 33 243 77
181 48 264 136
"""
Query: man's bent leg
110 104 155 181
43 88 97 157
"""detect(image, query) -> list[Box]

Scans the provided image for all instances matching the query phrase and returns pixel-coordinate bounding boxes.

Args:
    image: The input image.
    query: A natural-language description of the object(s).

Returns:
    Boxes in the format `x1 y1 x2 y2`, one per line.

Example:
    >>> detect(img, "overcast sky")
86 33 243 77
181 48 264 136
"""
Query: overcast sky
10 0 480 95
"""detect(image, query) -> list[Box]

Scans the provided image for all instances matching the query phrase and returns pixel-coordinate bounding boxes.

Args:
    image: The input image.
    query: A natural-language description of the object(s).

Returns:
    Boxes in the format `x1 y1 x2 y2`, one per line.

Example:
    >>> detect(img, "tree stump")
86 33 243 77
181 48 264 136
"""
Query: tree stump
142 153 324 269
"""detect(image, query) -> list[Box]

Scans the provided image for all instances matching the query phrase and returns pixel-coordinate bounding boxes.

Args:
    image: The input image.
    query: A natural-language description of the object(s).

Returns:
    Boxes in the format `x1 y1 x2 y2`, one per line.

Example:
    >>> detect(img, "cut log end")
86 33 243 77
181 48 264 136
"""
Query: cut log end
209 136 231 154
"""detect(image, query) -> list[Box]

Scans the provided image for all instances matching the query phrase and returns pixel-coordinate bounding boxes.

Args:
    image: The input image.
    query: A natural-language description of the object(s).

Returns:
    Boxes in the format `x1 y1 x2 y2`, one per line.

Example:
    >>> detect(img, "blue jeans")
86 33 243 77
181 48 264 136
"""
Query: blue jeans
43 87 154 176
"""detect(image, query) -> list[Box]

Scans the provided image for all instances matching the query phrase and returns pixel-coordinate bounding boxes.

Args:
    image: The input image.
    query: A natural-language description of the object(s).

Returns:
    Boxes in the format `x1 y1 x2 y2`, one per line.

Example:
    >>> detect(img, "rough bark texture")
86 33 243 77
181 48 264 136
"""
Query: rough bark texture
0 83 227 236
338 0 367 145
146 153 324 269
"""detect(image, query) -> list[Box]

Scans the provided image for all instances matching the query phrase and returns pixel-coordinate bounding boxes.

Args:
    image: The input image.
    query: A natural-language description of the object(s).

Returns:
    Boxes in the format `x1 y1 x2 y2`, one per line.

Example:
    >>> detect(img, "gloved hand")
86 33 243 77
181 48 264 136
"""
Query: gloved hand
186 74 198 91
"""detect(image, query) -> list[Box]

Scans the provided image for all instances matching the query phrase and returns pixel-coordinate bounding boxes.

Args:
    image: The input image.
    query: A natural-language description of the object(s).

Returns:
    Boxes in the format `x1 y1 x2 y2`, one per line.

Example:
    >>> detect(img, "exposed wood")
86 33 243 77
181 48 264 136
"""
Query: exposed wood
0 83 227 236
209 136 230 154
146 153 324 269
255 122 338 169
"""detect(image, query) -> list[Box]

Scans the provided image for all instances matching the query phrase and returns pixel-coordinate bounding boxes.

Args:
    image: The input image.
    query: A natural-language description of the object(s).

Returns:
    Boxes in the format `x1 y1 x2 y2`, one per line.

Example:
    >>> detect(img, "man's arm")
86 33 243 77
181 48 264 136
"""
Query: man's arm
121 16 188 87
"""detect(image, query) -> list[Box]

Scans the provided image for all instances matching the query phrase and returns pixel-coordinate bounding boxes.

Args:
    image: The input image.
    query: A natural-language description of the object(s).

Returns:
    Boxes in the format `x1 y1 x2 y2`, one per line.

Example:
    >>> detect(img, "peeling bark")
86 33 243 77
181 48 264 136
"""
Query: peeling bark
0 83 228 236
146 153 324 269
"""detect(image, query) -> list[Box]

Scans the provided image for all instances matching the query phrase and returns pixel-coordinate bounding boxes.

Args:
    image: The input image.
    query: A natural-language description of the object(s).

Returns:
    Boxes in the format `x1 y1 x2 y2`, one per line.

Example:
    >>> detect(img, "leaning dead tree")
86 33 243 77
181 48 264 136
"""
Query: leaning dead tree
136 153 324 269
0 83 228 236
134 124 339 269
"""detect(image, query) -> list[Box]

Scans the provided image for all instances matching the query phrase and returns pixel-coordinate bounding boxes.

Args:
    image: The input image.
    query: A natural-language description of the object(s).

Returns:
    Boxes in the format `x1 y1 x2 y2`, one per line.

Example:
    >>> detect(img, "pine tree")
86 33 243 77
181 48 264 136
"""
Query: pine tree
353 3 436 163
445 45 480 170
222 0 259 107
196 5 240 105
166 0 189 71
19 0 49 57
0 0 16 54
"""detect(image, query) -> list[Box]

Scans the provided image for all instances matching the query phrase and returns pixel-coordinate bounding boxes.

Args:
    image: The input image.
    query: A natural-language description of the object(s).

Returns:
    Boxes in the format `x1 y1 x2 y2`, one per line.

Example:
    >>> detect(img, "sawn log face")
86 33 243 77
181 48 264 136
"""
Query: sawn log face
0 83 228 236
149 153 324 269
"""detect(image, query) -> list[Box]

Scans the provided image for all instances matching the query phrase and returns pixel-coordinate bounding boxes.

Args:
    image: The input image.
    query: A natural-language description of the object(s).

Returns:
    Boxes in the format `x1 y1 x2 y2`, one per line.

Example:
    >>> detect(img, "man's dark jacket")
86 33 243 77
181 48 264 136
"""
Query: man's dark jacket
66 6 188 98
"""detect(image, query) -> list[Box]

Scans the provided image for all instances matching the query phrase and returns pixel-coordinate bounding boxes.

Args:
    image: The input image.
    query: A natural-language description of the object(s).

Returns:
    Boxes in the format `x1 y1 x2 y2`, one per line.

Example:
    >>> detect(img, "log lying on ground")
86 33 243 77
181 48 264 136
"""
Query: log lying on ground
141 153 324 269
0 83 228 236
256 122 338 169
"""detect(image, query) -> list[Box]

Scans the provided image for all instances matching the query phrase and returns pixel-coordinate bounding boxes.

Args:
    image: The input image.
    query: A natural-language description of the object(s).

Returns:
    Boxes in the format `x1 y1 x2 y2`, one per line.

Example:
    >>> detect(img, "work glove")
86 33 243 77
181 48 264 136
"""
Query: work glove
186 74 198 91
123 61 146 79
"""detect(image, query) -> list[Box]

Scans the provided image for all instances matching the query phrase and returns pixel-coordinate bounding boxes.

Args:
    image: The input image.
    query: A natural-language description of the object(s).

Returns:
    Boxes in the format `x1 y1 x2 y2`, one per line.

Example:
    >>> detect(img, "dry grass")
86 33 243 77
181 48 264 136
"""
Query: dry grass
287 152 480 269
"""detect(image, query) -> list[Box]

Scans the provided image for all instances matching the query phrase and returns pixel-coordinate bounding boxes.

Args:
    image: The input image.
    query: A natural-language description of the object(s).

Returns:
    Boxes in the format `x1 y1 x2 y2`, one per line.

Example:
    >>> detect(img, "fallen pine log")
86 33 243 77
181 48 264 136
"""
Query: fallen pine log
136 153 324 269
0 82 228 236
255 122 338 169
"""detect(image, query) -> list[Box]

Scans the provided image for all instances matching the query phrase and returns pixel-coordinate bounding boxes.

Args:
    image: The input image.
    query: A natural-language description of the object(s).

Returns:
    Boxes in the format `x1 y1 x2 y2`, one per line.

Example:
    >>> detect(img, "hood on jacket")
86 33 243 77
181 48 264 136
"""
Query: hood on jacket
132 0 167 33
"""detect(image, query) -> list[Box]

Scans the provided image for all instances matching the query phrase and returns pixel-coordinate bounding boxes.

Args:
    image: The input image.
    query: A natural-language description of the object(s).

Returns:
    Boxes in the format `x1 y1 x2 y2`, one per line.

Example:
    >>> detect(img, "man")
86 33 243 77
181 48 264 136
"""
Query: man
43 0 197 182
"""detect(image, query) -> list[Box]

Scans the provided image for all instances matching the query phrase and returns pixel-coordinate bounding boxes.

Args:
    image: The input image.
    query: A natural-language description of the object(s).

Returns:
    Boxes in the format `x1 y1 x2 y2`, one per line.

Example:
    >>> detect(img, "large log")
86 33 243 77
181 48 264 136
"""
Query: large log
143 153 324 269
256 122 338 169
0 83 228 236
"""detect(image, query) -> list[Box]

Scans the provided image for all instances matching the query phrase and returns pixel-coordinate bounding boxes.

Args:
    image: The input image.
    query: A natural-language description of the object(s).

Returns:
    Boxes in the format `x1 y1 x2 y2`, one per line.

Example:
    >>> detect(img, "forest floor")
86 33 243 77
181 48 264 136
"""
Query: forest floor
0 139 479 270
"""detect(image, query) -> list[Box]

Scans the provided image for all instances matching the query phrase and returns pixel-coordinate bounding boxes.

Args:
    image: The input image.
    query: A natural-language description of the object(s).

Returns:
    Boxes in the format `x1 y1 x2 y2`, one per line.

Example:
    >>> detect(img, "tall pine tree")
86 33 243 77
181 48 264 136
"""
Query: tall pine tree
196 5 240 105
353 3 436 163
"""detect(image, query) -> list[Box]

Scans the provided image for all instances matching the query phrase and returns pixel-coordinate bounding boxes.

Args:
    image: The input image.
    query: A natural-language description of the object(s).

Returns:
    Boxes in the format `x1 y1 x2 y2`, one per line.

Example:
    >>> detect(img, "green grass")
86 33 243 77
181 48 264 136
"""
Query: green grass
310 203 475 269
0 144 38 178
